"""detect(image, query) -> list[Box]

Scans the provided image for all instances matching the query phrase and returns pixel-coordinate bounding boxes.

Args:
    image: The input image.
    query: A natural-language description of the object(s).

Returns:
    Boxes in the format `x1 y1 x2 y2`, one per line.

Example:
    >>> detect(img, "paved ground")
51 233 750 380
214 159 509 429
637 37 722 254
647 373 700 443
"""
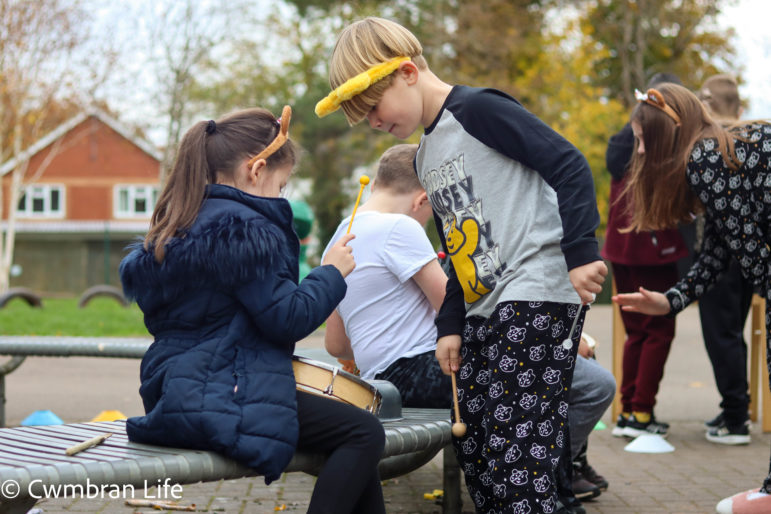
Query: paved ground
3 304 769 513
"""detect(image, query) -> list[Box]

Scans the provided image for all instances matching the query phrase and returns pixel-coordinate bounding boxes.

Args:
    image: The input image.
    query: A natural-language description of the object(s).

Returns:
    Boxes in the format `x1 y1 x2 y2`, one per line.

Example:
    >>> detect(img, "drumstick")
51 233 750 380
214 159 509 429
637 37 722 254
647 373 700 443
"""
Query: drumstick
451 371 467 437
346 175 370 234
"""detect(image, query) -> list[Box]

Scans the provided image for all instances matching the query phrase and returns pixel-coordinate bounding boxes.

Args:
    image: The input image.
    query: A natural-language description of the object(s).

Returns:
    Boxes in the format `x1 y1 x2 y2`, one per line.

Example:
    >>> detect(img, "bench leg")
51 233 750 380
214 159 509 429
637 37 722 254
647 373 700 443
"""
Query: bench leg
442 445 462 514
0 497 39 514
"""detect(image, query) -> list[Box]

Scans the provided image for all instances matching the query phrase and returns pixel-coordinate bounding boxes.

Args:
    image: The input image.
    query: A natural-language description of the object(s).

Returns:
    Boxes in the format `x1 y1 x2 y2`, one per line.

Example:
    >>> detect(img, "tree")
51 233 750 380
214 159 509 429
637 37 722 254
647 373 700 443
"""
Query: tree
0 0 104 292
582 0 735 107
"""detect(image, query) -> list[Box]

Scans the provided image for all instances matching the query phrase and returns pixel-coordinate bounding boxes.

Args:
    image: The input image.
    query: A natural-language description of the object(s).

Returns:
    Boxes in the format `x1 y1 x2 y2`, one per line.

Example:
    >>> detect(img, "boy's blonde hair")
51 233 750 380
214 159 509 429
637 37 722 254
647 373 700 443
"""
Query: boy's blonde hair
698 74 741 122
329 17 427 125
374 144 422 194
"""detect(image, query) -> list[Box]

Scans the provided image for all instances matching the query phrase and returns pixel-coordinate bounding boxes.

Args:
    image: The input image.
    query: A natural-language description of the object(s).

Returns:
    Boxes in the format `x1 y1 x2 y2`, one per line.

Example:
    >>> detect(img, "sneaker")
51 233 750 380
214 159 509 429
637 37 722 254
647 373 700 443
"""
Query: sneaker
611 413 628 437
572 471 601 500
622 413 669 438
706 421 751 445
705 411 724 429
576 461 609 491
716 488 771 513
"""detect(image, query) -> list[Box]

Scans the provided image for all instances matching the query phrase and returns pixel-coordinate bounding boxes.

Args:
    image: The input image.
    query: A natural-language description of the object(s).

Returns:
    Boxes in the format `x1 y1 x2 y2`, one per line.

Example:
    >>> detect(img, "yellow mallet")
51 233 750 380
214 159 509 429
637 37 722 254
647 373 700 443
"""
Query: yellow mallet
346 175 370 234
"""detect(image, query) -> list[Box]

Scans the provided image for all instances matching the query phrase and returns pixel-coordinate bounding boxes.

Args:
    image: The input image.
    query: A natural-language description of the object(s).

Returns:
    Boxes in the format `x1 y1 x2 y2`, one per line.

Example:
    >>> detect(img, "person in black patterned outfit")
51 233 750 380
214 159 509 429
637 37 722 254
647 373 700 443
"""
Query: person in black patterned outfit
612 82 771 514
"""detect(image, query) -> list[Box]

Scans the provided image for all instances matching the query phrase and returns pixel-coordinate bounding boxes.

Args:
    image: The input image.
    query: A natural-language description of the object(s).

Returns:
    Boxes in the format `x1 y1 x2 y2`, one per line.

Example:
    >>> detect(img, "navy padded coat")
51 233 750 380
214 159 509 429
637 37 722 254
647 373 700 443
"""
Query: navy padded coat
119 184 347 483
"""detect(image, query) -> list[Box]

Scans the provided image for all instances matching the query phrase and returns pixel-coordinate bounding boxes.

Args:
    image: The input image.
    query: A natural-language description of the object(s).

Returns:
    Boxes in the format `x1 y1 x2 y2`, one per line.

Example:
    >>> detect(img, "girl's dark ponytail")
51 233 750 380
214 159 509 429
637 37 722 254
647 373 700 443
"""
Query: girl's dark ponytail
145 122 214 262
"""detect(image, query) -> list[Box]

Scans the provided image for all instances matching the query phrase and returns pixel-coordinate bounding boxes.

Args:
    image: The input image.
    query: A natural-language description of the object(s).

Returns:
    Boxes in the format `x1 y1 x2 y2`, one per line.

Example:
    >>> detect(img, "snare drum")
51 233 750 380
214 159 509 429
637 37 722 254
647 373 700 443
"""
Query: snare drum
292 356 382 415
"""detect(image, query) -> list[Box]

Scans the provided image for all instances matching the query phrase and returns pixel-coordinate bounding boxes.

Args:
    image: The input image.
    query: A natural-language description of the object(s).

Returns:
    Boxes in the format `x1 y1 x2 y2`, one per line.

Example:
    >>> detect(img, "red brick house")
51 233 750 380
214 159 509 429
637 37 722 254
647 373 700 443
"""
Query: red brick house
0 110 161 294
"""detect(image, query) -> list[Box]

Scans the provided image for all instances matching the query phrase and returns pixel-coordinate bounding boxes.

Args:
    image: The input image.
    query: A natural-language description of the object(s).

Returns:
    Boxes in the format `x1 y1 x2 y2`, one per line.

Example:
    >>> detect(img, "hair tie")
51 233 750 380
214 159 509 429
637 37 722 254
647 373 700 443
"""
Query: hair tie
205 120 217 134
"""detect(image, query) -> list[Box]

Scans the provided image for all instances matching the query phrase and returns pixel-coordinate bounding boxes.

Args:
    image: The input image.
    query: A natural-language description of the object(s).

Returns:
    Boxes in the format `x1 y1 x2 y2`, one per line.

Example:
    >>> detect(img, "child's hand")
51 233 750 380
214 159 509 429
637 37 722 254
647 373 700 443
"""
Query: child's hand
568 260 608 304
613 287 671 315
435 334 462 375
322 233 356 277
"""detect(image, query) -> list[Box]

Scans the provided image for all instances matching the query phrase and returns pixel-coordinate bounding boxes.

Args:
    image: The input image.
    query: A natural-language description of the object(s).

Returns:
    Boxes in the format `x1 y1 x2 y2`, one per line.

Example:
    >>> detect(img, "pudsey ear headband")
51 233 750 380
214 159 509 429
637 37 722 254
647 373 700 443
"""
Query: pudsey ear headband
635 88 681 126
247 105 292 167
315 56 411 118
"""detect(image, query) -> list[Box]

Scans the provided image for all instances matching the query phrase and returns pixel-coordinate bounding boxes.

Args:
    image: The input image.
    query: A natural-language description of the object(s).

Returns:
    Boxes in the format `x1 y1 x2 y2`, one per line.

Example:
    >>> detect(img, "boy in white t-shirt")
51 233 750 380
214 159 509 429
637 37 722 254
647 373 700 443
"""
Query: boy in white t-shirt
323 144 452 407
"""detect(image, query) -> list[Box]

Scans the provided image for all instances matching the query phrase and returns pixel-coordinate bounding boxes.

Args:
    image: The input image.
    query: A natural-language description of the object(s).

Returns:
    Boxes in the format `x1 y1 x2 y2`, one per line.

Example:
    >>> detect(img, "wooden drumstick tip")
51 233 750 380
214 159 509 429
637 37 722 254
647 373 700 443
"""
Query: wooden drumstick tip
359 175 370 185
452 422 467 437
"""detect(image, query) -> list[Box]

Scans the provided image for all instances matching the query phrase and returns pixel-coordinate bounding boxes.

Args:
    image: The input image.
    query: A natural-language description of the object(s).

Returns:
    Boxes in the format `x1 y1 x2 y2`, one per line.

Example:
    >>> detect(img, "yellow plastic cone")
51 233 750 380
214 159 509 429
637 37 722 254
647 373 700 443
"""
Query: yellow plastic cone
91 410 127 422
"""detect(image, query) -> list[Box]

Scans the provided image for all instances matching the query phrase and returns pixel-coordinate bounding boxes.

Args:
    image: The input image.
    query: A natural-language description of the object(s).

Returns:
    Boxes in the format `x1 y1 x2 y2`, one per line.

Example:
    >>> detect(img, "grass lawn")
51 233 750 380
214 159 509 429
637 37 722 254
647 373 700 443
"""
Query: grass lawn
0 297 149 337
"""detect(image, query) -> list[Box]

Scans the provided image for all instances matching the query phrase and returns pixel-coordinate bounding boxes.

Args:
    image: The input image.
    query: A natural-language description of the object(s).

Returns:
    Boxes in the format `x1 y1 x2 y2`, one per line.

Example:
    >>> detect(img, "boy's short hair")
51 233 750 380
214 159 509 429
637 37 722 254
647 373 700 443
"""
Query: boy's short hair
330 17 427 125
698 74 741 120
374 144 422 194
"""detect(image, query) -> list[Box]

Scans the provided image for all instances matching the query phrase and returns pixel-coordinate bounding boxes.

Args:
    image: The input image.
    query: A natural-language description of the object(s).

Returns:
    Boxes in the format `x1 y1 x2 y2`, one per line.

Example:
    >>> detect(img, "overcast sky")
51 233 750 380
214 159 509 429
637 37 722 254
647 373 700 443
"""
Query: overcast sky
719 0 771 118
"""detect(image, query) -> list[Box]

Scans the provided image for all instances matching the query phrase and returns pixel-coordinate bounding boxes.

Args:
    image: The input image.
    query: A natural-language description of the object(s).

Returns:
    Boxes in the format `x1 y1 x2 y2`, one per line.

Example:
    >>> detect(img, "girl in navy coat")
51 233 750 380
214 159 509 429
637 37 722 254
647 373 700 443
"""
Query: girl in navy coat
613 84 770 514
120 107 386 513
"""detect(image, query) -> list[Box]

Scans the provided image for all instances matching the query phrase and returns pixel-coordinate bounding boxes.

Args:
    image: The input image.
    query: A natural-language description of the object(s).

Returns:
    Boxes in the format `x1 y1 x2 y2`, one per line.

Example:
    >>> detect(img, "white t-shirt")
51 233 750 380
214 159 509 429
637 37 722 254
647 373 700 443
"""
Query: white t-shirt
322 211 439 379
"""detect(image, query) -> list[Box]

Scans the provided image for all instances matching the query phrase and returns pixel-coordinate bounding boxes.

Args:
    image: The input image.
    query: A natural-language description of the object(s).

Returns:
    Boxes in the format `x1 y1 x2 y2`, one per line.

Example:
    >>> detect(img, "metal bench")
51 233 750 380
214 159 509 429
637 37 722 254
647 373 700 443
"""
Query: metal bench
0 337 463 513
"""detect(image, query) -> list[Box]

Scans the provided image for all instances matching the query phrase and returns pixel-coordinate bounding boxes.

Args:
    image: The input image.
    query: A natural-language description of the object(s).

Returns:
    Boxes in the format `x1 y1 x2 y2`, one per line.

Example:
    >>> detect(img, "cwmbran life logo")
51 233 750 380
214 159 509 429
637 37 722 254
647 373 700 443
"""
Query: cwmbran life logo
1 477 183 501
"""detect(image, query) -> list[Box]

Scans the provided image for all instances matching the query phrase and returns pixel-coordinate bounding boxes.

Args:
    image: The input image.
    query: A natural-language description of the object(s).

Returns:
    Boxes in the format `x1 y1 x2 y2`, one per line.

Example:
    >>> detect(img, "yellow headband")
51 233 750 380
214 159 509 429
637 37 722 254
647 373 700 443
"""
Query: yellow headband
315 56 410 118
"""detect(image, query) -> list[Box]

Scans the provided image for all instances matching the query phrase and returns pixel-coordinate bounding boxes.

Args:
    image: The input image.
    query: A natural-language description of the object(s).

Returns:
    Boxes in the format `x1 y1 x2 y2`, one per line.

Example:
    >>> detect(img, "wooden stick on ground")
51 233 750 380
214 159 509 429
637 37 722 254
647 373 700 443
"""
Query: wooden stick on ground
65 433 113 456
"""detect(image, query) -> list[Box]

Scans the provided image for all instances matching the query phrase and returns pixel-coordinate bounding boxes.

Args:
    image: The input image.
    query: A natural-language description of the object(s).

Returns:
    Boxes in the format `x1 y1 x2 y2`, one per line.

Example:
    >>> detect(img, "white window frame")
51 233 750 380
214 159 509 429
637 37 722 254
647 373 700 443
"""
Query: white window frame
113 185 159 219
16 184 65 218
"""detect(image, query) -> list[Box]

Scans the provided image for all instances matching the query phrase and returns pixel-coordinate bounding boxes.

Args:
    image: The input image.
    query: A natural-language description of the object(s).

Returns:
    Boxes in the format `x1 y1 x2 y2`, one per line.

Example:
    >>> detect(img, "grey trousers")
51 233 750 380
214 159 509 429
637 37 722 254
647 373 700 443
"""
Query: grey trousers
568 355 617 461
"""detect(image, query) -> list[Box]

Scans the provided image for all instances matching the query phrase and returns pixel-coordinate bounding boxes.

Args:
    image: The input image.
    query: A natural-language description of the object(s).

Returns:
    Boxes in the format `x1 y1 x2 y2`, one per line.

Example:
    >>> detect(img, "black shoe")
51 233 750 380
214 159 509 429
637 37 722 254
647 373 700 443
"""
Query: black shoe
611 413 628 437
705 411 724 429
576 461 609 491
572 470 602 500
706 421 751 445
622 413 669 438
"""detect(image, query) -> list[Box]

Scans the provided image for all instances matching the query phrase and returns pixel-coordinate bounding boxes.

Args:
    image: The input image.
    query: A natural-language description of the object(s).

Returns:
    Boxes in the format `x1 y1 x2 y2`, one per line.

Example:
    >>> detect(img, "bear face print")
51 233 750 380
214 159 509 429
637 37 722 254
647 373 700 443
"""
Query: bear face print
462 438 477 455
538 420 553 437
460 362 474 380
528 301 543 308
703 139 715 151
490 381 504 398
532 313 550 330
729 174 742 189
517 369 536 387
509 468 528 485
499 304 515 321
479 471 493 487
567 304 579 318
736 146 747 162
473 490 486 508
551 457 559 469
763 139 771 152
507 325 526 343
556 430 564 448
492 483 507 499
533 474 551 493
541 496 556 514
519 392 538 410
476 325 489 341
529 344 546 361
457 387 465 402
500 355 518 372
463 463 476 476
540 400 551 414
550 320 565 338
512 499 531 514
489 433 507 451
529 442 547 459
558 401 569 418
477 369 492 385
463 323 474 341
553 344 569 360
494 404 513 422
712 177 726 194
467 394 485 413
487 344 499 360
505 443 522 463
542 367 561 385
515 420 533 438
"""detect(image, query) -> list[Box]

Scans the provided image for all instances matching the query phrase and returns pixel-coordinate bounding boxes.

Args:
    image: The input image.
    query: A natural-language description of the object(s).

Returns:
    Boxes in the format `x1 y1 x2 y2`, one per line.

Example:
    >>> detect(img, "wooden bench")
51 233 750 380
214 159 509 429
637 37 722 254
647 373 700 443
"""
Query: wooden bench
0 337 462 513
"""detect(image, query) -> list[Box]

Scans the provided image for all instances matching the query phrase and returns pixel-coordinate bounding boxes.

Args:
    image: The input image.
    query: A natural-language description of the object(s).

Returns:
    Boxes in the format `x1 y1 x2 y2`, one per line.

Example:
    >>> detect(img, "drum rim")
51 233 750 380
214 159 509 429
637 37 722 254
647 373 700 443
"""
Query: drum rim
292 355 380 393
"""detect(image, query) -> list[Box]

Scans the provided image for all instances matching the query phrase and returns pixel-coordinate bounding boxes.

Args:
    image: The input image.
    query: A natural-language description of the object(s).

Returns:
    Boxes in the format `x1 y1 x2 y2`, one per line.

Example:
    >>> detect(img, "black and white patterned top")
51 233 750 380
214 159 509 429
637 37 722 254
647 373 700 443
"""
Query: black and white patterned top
666 123 771 314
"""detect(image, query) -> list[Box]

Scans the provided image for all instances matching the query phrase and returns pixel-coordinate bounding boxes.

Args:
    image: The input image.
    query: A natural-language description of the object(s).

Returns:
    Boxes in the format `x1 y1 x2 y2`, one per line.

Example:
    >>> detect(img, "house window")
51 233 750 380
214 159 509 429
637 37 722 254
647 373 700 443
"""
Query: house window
16 185 65 218
114 185 159 218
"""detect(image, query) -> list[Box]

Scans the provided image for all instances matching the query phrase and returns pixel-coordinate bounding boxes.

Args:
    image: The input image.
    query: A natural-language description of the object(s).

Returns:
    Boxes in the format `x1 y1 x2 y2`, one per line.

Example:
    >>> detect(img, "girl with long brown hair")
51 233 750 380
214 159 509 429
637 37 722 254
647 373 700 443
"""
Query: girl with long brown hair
119 106 386 513
613 83 771 514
